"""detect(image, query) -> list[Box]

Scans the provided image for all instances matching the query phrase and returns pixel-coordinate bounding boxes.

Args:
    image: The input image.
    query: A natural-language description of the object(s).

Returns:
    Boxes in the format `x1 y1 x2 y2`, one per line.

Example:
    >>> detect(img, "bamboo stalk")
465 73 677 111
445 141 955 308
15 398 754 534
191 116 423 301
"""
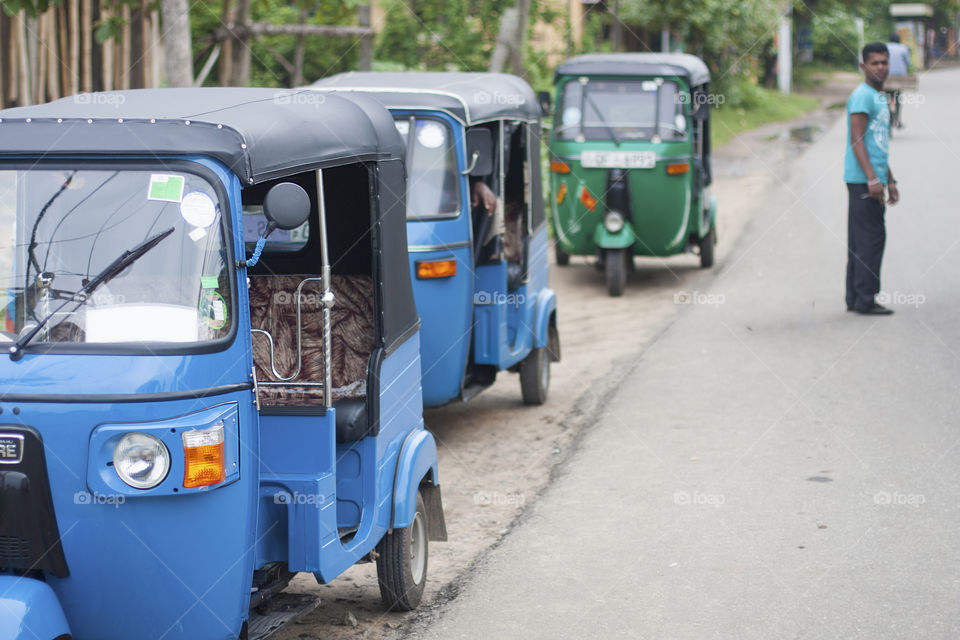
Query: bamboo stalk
121 2 131 89
81 0 92 92
16 13 30 106
101 5 114 91
57 5 70 97
150 9 160 88
36 14 47 103
69 0 80 94
47 11 60 100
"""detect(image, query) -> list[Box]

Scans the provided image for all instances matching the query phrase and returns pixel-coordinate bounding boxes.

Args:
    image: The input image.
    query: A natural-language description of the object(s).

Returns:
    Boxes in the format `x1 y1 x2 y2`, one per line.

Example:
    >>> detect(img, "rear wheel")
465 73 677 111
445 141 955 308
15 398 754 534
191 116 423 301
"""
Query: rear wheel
699 224 716 269
520 346 549 405
377 491 428 611
605 248 627 296
555 243 570 266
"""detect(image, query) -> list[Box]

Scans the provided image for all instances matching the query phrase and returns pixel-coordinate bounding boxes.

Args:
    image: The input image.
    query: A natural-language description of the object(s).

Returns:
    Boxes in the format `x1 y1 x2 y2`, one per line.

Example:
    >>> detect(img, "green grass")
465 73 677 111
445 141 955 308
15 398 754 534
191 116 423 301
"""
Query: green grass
712 84 819 148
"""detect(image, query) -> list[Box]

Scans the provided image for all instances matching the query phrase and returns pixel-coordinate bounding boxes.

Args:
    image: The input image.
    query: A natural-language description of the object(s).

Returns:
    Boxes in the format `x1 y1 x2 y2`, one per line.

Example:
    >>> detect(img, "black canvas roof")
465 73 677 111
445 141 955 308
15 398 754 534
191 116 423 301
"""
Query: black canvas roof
0 88 405 184
555 53 710 86
310 72 541 125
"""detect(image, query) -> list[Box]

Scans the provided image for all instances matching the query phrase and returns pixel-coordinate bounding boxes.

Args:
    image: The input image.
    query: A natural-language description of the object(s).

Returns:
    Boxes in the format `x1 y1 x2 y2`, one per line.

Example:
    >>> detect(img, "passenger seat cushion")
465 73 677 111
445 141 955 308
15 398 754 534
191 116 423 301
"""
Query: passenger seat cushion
248 274 374 406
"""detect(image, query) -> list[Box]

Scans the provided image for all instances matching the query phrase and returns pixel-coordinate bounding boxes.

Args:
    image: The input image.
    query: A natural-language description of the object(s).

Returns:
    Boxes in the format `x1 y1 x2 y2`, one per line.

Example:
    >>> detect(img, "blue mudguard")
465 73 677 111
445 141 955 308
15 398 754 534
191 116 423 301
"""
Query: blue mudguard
392 429 440 530
0 576 71 640
533 288 557 349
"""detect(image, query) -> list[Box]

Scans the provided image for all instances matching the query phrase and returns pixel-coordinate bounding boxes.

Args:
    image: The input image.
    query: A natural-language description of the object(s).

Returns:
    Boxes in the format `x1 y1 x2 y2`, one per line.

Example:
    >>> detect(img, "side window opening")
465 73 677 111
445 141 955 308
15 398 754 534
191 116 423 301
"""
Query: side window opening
245 164 375 412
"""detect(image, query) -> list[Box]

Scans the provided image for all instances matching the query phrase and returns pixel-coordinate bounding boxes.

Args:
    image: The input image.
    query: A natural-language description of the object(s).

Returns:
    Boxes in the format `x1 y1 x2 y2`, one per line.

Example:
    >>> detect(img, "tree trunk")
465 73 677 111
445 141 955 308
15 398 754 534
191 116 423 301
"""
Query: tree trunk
489 0 529 77
46 11 60 101
159 0 193 87
292 8 307 86
16 13 30 106
357 3 373 72
80 0 93 92
229 0 251 86
489 7 517 73
69 0 80 95
57 5 70 97
149 9 161 87
35 14 46 103
610 0 623 52
217 0 233 86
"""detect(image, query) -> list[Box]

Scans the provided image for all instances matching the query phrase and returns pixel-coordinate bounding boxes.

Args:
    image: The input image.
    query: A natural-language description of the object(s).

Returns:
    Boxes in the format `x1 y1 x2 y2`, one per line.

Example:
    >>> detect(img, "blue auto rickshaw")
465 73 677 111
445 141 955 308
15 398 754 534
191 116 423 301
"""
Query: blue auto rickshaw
0 87 446 640
310 73 560 407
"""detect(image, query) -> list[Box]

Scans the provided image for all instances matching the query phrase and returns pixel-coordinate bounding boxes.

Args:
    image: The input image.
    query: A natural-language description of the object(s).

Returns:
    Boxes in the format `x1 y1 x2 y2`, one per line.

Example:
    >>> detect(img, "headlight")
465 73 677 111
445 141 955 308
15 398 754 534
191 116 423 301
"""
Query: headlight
604 211 625 234
113 433 170 489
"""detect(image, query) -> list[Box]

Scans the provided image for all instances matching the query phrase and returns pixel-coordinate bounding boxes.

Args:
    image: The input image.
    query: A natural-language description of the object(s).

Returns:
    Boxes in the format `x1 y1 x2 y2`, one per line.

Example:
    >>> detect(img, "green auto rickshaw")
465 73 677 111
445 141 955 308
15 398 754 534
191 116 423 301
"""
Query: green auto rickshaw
547 53 718 296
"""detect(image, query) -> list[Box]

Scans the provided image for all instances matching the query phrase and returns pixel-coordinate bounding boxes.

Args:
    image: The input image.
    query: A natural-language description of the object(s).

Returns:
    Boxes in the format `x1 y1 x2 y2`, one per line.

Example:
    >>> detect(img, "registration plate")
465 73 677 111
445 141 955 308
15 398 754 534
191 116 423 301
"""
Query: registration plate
0 433 23 464
580 151 656 169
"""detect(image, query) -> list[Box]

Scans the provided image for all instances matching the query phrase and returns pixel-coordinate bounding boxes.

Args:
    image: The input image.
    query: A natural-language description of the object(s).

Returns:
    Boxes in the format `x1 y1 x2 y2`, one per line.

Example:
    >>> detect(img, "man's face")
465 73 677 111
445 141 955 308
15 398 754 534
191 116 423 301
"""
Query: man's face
861 52 889 84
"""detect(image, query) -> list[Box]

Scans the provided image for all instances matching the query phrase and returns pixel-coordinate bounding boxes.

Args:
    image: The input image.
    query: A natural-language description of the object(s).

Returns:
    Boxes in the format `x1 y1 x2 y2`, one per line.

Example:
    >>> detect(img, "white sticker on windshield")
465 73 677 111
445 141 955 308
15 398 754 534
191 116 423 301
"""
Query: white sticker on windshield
180 191 217 228
417 122 446 149
147 174 185 202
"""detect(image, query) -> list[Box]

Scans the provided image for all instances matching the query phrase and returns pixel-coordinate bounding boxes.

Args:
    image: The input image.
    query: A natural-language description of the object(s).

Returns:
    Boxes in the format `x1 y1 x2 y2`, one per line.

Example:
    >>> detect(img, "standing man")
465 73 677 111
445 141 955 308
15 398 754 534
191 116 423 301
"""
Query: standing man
844 42 900 315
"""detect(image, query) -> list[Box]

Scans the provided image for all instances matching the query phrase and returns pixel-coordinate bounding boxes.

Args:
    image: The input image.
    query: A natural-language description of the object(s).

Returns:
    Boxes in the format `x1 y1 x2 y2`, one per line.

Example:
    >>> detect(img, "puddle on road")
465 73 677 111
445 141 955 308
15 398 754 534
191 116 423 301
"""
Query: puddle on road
790 125 821 143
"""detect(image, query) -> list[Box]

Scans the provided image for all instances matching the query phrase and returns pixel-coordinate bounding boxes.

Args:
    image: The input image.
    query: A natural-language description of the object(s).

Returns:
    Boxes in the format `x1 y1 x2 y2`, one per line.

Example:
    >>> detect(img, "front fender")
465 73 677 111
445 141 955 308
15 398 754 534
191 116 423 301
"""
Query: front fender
593 222 635 249
533 288 557 349
0 576 71 640
392 429 440 531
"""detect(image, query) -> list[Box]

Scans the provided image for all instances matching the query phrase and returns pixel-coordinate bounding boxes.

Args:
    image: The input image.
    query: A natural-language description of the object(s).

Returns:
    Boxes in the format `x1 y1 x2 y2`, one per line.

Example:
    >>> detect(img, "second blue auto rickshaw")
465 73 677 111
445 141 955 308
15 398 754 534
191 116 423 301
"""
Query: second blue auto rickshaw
0 87 445 640
310 72 560 408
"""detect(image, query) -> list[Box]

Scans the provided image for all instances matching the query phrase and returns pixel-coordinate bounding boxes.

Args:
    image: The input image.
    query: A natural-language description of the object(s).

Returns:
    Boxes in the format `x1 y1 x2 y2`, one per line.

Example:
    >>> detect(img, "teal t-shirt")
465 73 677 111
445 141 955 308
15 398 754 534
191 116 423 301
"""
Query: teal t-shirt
844 82 890 184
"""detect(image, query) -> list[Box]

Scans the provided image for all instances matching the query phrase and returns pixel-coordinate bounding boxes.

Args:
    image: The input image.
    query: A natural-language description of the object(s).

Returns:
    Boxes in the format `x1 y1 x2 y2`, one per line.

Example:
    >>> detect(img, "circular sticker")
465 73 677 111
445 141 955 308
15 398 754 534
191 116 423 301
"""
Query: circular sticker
180 191 217 228
417 122 446 149
199 290 228 330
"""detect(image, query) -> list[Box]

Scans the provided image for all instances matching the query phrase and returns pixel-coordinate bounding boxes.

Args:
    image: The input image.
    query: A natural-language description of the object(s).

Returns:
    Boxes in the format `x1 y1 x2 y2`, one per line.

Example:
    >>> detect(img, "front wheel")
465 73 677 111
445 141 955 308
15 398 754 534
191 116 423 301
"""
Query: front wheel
377 491 428 611
605 248 627 296
555 243 570 266
520 346 550 405
699 224 716 269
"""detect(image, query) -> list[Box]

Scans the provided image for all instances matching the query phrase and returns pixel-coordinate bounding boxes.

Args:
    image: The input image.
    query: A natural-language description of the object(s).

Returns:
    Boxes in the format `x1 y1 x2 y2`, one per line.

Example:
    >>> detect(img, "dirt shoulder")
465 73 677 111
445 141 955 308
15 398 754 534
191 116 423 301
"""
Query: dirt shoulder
273 73 860 640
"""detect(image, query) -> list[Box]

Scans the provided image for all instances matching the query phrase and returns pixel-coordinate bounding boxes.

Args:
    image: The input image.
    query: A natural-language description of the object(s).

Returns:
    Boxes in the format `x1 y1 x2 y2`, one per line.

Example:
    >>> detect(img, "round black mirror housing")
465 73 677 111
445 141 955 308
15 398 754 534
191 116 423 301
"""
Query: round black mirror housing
263 182 311 231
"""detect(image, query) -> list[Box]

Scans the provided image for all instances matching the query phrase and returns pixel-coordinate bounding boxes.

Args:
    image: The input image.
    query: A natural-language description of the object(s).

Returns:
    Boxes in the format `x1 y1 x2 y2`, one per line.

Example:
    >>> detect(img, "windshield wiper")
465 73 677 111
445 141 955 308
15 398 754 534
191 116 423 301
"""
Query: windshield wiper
583 88 621 147
9 226 175 360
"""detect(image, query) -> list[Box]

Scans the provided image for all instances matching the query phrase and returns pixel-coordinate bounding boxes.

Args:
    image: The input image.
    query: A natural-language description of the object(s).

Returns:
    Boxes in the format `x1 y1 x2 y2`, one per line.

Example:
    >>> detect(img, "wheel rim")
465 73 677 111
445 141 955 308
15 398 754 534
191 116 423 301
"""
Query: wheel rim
409 511 427 584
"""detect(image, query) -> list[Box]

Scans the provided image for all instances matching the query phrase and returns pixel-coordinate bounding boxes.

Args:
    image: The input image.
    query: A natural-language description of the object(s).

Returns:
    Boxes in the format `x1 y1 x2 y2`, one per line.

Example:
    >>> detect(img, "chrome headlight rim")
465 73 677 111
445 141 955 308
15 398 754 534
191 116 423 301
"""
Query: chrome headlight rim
604 211 625 234
113 432 171 490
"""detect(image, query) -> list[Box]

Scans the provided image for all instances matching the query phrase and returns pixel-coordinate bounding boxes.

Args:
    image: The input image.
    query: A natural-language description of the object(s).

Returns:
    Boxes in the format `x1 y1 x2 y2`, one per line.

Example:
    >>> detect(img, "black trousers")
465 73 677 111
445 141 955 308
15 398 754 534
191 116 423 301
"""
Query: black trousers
845 183 886 310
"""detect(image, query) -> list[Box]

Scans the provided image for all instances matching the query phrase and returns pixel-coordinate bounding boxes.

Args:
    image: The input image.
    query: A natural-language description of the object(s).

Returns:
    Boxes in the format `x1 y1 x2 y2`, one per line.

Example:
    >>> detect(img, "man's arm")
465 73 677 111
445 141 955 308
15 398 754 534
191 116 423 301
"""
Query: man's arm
850 112 884 200
887 166 899 204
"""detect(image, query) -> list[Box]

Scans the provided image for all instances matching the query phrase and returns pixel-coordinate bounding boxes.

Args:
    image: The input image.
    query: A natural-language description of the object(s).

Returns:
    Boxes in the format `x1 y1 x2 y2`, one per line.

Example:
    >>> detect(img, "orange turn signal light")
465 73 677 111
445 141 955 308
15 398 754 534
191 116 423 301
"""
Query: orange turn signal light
556 182 567 205
183 423 226 489
550 161 571 174
416 259 457 279
579 186 598 211
667 162 690 175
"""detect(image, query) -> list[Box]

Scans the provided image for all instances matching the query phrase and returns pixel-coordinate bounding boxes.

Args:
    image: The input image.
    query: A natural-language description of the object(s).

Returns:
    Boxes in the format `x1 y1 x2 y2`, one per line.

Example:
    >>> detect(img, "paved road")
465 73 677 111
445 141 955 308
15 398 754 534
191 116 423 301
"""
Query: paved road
409 68 960 639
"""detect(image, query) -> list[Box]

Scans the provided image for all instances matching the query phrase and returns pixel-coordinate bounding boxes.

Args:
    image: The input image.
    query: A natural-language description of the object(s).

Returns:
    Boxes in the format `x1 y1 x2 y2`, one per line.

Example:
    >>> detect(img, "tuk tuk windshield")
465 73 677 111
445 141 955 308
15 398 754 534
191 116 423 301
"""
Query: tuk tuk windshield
394 117 461 218
0 167 233 347
556 79 686 142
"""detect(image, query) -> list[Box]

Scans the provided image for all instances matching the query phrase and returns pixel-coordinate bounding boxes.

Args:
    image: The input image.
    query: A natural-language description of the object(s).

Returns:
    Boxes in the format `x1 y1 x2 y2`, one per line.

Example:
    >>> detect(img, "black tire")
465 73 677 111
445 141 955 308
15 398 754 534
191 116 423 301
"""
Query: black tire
604 248 627 296
520 346 549 405
376 491 428 611
699 224 715 269
555 243 570 266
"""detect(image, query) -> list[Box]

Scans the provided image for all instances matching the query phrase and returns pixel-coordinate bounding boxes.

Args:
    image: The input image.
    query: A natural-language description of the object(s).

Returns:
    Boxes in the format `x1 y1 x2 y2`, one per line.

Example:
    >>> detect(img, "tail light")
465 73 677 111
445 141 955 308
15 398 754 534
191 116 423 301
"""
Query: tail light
416 259 457 279
183 422 226 488
580 186 598 211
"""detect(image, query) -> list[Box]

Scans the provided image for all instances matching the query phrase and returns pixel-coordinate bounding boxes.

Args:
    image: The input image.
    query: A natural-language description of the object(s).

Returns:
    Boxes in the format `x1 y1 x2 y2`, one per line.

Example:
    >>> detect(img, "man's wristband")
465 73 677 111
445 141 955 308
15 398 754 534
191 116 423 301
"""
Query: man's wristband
868 178 881 186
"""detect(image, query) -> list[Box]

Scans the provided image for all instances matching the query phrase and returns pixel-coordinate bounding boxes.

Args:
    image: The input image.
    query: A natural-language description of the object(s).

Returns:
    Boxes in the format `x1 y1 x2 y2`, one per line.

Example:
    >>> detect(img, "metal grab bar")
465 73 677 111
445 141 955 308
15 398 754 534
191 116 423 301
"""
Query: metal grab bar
250 277 331 382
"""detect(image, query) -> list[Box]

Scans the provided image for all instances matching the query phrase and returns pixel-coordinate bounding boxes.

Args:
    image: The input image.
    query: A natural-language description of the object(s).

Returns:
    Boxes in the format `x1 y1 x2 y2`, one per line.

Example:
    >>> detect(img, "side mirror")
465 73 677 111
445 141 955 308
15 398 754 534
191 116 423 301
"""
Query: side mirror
537 90 552 116
463 128 494 177
691 90 709 121
263 182 311 232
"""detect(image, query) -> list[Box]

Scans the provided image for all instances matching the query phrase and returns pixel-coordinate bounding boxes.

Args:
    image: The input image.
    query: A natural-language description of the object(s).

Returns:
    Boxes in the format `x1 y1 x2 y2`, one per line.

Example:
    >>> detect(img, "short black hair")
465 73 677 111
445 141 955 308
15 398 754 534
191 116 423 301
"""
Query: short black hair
890 33 901 43
862 42 889 61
